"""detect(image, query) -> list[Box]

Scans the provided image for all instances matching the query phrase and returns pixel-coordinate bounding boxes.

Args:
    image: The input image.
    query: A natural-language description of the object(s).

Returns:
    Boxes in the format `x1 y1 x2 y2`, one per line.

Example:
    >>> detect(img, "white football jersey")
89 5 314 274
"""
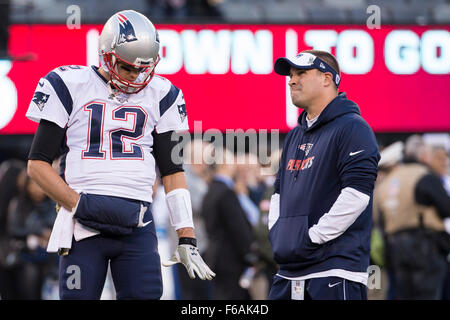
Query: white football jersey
26 65 188 202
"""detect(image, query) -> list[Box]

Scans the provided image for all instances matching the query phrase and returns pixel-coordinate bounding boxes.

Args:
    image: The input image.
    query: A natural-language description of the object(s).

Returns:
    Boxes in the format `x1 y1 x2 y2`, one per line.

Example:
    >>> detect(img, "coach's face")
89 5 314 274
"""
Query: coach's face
288 67 323 108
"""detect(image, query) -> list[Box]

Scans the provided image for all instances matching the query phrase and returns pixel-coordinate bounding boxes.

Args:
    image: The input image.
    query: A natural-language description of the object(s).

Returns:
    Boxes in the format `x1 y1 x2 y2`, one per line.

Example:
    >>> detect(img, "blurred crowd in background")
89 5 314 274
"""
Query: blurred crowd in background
371 134 450 300
0 133 449 300
4 0 450 24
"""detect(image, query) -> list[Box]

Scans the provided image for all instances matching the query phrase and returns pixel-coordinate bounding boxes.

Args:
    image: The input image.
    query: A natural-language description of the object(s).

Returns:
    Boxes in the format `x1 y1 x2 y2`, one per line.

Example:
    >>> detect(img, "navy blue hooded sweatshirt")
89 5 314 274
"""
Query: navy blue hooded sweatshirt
269 92 380 279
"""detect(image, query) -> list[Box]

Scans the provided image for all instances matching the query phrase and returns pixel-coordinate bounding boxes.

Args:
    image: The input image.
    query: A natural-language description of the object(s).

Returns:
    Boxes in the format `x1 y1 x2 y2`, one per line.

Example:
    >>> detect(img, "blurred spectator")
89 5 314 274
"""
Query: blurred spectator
428 146 450 194
234 153 264 298
7 171 58 299
239 152 268 207
371 141 404 300
187 0 223 18
150 176 178 300
235 153 261 227
147 0 189 19
426 145 450 300
376 141 405 183
0 0 10 58
146 0 223 19
4 170 58 299
243 150 280 299
373 135 450 299
174 139 212 299
0 159 26 299
165 0 189 18
201 147 257 299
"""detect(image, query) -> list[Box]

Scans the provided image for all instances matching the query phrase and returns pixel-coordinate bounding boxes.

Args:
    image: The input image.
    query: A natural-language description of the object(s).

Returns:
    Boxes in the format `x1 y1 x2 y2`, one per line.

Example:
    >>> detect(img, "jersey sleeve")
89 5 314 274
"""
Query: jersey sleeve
336 118 380 196
26 70 73 129
155 84 189 134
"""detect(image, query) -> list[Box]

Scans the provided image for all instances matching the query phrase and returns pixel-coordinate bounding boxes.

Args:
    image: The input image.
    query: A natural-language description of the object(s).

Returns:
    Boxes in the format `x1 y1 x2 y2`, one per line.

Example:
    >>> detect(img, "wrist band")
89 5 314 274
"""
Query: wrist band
178 237 197 247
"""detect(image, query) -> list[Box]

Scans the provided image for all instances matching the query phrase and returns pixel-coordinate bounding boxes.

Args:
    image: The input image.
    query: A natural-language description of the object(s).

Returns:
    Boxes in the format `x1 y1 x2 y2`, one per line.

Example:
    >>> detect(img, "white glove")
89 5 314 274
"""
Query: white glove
163 244 216 280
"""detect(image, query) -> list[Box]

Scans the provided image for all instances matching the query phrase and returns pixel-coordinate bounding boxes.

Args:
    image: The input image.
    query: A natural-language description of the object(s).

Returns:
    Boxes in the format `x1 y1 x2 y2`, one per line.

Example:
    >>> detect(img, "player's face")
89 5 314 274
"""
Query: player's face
116 61 146 82
288 68 323 108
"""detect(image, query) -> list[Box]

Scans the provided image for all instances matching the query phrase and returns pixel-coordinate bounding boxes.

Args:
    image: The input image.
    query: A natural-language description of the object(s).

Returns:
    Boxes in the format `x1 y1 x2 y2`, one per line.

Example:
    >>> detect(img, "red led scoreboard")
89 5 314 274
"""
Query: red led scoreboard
1 24 449 134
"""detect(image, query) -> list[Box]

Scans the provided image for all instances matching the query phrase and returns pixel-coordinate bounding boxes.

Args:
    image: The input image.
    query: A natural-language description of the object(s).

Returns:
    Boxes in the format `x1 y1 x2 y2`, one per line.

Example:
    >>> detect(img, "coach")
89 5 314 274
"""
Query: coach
268 50 380 300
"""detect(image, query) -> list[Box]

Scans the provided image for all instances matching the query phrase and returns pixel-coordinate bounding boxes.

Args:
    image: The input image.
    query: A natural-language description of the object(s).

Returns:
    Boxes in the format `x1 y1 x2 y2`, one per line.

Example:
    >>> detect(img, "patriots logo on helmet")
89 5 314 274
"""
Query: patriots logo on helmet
32 92 50 111
117 13 138 45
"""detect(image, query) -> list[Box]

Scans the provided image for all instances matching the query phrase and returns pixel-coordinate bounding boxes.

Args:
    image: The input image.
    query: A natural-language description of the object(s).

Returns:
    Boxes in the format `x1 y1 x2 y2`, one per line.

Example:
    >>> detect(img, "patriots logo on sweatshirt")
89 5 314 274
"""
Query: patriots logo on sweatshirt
286 143 316 171
298 143 314 156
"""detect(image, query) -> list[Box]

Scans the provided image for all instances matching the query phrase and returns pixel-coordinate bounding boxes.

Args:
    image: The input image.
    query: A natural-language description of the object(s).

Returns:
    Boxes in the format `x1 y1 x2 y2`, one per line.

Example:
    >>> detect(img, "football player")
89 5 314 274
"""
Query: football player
26 10 214 299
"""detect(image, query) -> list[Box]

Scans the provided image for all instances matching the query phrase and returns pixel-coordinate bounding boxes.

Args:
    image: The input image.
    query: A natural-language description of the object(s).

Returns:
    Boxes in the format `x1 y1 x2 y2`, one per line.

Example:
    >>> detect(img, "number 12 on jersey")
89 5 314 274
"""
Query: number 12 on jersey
82 102 148 160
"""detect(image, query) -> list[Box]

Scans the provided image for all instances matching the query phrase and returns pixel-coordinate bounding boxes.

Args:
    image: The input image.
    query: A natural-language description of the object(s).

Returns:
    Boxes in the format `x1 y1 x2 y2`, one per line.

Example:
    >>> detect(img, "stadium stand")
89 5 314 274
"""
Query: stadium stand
8 0 450 24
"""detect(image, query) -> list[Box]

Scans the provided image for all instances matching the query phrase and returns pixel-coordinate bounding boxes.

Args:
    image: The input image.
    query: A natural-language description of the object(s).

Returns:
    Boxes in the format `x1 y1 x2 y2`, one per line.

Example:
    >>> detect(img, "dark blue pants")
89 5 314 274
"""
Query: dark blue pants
58 209 162 300
269 275 367 300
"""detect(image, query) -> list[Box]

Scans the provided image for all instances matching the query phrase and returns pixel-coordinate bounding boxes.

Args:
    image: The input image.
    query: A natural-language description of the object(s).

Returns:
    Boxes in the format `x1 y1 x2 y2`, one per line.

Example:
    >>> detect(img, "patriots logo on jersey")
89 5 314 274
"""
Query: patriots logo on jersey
117 14 138 45
178 103 186 122
32 92 50 111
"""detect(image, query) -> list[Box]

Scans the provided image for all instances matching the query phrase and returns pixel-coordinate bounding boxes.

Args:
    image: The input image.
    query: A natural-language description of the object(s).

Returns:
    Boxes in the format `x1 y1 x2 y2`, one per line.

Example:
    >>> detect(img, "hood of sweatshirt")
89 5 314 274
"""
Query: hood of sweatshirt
297 92 361 132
